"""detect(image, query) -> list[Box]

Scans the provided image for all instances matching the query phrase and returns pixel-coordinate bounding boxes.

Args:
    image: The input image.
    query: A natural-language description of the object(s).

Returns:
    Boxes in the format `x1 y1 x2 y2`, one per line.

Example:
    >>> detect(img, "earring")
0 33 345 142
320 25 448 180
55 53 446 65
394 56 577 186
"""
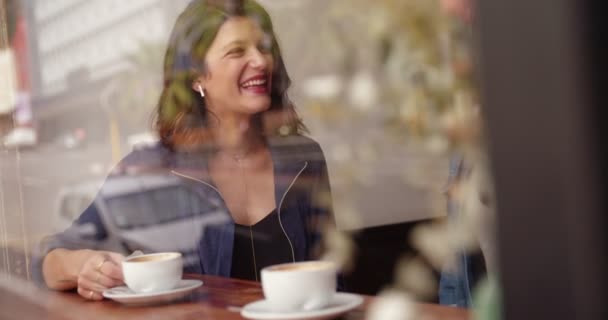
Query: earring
198 85 205 98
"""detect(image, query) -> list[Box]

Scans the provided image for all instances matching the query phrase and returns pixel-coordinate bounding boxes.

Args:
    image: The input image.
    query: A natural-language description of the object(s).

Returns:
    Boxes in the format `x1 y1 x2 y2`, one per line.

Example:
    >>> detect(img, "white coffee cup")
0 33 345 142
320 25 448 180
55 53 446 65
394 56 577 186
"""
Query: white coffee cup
261 260 337 312
122 252 183 293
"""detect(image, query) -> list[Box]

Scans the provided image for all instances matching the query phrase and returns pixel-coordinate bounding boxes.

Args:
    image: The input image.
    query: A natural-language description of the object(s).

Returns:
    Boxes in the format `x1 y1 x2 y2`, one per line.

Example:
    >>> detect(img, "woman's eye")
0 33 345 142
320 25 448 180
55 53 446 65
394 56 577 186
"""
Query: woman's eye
259 37 273 53
227 48 245 56
258 43 272 53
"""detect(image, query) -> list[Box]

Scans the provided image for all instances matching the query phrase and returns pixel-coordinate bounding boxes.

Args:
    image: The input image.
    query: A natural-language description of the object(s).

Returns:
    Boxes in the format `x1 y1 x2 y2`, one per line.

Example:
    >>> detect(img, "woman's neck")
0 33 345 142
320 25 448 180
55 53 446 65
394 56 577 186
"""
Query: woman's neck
210 115 264 160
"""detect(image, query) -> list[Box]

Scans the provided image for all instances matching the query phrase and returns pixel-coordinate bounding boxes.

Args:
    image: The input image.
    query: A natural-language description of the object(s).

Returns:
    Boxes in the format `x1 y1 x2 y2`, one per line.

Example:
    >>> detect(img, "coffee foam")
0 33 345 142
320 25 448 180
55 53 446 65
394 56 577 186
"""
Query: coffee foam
126 253 180 263
267 261 333 272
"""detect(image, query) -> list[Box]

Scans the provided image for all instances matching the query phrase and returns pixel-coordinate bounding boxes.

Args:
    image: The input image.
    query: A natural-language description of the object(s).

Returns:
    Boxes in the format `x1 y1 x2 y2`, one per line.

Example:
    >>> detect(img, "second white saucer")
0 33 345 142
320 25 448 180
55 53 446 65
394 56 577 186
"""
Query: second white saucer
241 292 364 320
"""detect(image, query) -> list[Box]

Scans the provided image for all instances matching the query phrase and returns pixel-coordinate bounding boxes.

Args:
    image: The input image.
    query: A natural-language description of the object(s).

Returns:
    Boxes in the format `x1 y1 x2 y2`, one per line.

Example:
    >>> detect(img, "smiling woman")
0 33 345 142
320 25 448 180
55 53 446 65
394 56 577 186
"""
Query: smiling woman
34 0 336 301
195 17 274 117
156 0 305 150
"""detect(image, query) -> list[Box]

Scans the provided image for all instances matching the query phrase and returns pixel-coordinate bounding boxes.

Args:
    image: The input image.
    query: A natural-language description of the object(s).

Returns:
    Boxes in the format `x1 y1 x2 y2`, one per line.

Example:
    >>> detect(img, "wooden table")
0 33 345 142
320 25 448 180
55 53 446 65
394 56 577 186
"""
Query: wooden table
0 273 470 320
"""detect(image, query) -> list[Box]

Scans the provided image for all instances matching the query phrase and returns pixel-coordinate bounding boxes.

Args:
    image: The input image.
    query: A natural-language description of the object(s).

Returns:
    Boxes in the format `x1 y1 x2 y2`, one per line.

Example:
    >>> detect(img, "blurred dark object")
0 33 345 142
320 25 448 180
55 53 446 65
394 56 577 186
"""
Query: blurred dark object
478 1 608 320
343 218 441 303
4 0 19 44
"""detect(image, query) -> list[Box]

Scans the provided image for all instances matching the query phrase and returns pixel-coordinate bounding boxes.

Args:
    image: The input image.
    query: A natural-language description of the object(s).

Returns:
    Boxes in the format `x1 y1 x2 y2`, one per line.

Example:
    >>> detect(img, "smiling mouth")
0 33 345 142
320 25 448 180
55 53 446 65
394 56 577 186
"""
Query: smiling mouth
241 76 269 94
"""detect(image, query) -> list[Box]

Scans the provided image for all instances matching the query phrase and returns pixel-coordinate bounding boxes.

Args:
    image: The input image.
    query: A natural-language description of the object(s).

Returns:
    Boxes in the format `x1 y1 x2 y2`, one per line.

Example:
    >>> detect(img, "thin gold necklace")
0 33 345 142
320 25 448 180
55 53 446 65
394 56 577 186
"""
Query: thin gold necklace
222 138 259 162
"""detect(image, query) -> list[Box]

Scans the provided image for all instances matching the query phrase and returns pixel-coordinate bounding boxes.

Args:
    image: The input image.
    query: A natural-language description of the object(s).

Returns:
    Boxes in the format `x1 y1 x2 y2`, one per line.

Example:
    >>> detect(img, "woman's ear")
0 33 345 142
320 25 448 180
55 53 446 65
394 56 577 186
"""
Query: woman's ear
191 77 204 94
192 80 205 98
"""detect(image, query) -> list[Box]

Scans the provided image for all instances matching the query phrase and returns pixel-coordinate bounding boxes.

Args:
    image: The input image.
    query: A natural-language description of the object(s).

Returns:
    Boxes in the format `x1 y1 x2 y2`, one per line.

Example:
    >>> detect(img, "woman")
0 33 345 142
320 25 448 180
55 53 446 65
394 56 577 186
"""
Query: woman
35 0 334 300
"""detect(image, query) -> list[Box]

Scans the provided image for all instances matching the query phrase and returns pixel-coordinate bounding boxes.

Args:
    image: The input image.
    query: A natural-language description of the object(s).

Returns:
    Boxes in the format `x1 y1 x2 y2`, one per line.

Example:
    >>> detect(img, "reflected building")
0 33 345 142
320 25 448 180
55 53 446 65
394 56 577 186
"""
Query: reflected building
27 0 190 143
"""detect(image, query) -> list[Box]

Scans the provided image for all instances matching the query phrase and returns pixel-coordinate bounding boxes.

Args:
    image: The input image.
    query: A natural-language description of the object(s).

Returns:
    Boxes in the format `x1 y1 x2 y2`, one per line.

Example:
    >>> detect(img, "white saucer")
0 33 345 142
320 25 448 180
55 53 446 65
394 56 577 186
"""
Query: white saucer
103 279 203 306
241 292 364 320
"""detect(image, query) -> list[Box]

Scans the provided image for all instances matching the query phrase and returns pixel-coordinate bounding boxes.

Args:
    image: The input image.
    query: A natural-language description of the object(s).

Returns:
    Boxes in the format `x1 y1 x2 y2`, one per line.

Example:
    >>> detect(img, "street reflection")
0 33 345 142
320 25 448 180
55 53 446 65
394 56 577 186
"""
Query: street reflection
50 169 228 271
2 0 452 302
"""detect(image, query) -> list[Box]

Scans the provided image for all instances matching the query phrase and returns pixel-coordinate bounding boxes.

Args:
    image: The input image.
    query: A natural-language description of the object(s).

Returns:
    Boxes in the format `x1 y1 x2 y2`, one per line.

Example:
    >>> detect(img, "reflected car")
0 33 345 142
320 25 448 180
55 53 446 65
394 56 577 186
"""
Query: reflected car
2 126 37 148
127 131 159 151
56 128 87 150
55 172 228 269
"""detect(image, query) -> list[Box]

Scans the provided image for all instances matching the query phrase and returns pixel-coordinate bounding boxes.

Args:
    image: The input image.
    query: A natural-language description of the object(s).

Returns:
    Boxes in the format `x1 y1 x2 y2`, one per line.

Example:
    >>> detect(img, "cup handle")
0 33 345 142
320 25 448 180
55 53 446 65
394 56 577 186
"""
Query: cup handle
127 250 144 258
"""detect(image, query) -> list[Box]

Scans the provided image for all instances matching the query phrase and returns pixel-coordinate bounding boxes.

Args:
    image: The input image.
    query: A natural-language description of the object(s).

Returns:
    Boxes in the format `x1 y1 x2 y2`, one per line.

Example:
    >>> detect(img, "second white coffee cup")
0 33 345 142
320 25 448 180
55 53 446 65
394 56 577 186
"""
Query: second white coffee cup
261 260 337 312
122 252 183 293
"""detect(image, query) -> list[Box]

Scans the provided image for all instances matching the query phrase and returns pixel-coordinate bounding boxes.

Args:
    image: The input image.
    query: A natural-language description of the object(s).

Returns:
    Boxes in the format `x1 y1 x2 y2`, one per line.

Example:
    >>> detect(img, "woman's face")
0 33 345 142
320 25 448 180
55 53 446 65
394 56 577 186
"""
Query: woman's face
196 17 274 119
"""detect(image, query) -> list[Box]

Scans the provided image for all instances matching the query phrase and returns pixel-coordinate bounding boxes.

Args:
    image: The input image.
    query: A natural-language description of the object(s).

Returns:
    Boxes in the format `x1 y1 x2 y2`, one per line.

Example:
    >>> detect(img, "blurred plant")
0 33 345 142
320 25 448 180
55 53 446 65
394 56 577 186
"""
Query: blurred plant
473 275 502 320
366 289 416 320
293 0 497 318
346 0 477 147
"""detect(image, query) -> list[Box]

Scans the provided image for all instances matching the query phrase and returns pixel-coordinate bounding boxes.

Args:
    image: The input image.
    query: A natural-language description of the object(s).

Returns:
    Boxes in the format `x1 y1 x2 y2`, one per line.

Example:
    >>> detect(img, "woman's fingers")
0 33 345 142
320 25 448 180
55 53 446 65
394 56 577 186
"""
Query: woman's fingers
97 257 124 282
77 277 105 301
77 251 126 300
78 275 107 292
81 269 123 289
88 252 124 281
106 251 126 265
77 285 103 301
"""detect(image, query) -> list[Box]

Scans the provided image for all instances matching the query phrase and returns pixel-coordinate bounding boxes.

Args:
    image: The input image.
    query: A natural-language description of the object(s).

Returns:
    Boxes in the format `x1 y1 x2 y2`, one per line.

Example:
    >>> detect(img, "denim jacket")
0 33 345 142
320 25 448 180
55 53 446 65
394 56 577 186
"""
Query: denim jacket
32 135 334 283
438 156 483 308
171 135 334 276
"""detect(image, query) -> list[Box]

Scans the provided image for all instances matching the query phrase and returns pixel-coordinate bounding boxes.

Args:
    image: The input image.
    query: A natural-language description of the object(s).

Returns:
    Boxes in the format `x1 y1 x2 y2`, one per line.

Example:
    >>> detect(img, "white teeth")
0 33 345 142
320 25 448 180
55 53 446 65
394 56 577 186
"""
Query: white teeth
242 79 267 88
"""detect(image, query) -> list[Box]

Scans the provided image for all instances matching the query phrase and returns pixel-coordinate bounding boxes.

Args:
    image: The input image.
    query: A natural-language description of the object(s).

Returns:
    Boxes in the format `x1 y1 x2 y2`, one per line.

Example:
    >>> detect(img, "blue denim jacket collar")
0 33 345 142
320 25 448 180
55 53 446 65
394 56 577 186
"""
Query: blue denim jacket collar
169 137 309 210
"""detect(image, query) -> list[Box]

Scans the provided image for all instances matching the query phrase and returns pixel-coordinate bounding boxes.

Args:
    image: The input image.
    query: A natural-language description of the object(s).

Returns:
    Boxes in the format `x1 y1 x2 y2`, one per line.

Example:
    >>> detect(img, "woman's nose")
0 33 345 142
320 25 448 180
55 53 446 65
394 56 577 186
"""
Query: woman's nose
248 49 269 69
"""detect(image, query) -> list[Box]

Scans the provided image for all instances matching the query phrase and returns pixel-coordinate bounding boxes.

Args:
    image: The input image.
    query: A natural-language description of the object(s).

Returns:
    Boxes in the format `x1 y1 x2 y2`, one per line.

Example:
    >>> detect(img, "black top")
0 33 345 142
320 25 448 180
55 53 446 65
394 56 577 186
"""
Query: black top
230 209 293 281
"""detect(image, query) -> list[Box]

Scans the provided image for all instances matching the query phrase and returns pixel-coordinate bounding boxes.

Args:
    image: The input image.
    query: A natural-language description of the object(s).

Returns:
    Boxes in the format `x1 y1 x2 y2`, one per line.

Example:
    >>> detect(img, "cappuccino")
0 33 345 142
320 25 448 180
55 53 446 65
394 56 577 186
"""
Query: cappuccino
261 261 337 312
127 253 180 263
122 252 183 293
267 261 333 272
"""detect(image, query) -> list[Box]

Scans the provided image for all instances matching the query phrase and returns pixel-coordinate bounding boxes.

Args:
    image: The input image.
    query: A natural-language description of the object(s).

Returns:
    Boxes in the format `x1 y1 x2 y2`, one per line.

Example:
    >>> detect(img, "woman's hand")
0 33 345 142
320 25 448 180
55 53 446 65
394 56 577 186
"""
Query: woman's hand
76 251 124 301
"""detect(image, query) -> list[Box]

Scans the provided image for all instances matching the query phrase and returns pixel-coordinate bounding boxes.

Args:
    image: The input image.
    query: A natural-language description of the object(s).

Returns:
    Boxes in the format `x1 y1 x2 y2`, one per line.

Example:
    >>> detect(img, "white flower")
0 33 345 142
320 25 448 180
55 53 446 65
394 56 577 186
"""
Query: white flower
394 257 437 299
425 135 449 155
348 72 378 111
331 143 353 163
302 75 343 100
322 227 356 273
366 289 417 320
